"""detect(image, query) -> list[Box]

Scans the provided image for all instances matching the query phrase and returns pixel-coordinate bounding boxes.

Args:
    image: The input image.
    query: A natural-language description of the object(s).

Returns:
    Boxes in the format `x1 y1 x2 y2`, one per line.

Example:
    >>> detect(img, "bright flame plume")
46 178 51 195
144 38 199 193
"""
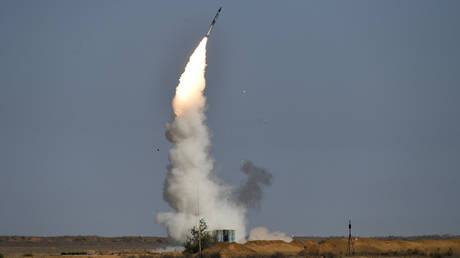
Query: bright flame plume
173 37 208 116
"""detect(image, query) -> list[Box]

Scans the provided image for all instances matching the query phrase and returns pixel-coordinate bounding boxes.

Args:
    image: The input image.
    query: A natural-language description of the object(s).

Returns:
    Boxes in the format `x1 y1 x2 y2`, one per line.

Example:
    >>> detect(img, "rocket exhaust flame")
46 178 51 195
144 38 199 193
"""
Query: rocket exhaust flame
172 37 208 116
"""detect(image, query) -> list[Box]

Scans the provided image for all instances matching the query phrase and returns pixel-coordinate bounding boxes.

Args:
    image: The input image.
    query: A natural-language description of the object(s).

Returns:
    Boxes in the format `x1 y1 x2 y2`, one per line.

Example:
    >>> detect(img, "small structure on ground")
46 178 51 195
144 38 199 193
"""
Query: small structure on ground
213 229 235 242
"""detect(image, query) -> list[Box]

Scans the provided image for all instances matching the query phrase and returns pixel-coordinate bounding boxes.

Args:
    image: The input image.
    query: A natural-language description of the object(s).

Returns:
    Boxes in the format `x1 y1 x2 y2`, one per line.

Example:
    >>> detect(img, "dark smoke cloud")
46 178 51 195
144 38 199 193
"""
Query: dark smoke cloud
235 160 273 209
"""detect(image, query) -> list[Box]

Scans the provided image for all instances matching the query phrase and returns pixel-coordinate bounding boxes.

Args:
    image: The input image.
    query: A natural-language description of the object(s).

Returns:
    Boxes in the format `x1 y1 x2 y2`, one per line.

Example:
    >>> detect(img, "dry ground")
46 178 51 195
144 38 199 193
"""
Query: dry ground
0 236 168 257
1 236 460 258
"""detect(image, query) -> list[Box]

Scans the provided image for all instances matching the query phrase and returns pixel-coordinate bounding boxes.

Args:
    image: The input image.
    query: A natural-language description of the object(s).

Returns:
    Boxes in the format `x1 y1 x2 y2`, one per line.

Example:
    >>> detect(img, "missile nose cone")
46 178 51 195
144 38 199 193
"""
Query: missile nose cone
205 7 222 38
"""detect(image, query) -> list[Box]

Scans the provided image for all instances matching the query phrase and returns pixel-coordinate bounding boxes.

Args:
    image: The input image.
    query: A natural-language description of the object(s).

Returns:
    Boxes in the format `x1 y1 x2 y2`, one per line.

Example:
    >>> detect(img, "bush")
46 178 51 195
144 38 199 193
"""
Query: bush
0 253 4 258
183 218 215 255
23 254 33 257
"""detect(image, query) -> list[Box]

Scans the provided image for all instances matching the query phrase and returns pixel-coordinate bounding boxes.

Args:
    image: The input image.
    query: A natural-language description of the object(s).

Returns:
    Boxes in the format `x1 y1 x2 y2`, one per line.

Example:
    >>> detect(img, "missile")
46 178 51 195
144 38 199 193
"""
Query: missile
205 7 222 37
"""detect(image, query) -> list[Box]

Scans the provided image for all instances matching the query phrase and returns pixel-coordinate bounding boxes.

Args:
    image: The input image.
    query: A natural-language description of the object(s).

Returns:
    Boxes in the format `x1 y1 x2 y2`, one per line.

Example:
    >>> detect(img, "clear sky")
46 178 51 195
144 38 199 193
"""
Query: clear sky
1 0 459 237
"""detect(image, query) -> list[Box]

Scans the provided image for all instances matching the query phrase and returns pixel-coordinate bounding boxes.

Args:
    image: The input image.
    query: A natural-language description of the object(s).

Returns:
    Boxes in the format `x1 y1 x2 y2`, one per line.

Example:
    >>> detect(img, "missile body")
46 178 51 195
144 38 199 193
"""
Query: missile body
206 7 222 37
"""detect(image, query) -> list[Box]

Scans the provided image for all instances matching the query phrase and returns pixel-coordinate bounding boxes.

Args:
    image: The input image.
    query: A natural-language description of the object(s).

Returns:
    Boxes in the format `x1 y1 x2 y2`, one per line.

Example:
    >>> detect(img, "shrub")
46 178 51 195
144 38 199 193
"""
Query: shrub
183 218 215 254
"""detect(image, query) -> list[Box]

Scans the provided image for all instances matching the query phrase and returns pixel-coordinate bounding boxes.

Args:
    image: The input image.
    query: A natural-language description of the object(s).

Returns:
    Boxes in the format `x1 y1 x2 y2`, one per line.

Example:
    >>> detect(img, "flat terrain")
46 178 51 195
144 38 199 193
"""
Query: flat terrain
0 236 168 257
1 236 460 257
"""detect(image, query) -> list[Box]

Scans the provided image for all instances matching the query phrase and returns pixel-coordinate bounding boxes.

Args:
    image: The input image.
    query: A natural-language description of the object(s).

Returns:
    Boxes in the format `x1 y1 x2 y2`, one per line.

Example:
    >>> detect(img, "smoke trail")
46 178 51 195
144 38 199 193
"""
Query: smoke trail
156 38 246 243
235 160 273 209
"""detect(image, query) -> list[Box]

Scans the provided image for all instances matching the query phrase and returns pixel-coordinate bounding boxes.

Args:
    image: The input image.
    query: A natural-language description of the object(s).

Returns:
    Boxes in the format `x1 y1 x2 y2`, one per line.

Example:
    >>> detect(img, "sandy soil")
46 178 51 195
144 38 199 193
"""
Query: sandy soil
1 236 460 258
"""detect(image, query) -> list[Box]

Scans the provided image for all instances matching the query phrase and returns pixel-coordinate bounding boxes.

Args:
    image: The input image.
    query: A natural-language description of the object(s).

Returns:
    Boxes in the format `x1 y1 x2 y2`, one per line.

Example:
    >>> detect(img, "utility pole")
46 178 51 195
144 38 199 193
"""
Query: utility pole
347 219 352 256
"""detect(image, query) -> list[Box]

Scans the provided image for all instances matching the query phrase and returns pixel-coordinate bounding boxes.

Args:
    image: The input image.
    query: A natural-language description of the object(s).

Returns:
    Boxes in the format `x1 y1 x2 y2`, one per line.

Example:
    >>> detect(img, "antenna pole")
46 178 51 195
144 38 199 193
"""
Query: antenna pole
348 219 352 256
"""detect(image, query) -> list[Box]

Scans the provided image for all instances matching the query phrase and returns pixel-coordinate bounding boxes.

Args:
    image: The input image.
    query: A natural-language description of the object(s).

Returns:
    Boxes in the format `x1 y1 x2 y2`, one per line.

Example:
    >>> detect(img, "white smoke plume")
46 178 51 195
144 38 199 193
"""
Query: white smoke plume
249 227 293 242
156 37 247 243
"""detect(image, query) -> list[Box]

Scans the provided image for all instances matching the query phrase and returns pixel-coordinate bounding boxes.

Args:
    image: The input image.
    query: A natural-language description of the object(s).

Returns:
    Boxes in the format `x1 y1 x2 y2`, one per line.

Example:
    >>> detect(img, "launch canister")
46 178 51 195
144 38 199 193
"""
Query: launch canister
206 7 222 37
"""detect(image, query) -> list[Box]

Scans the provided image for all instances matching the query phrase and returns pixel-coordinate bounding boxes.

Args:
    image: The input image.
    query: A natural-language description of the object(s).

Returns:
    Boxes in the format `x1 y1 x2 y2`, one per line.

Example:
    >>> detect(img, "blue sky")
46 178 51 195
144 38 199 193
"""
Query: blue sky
1 0 459 237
